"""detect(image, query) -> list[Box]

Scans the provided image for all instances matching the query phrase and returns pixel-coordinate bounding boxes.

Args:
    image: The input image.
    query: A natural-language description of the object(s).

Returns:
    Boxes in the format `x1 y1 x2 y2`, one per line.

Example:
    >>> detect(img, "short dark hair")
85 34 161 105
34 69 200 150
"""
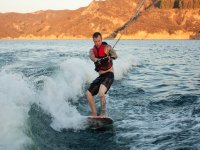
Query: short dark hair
102 41 108 45
93 32 102 39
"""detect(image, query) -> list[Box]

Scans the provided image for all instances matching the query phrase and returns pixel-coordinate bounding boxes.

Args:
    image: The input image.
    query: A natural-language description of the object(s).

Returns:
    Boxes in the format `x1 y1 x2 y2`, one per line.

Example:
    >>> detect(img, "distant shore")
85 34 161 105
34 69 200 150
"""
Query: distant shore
1 31 198 40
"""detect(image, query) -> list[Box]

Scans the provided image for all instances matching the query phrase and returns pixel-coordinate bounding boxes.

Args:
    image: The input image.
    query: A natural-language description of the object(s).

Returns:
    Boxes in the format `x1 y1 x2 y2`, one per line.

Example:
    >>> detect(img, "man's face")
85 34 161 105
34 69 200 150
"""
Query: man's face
93 35 102 48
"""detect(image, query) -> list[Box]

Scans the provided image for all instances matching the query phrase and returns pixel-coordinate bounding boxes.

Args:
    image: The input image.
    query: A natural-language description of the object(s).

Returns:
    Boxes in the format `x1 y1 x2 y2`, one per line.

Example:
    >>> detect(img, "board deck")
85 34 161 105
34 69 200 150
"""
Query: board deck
87 116 113 129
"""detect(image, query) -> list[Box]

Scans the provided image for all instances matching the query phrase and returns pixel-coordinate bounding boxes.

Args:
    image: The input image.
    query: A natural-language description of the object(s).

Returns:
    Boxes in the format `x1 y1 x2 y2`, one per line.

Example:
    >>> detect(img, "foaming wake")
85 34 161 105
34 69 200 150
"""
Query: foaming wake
38 58 97 131
114 52 141 80
0 71 34 150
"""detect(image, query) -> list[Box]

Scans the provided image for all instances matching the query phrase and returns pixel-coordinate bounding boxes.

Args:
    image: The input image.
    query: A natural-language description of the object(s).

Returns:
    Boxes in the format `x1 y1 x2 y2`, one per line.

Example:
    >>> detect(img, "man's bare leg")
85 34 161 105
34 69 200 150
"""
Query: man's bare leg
98 84 107 116
86 90 97 116
100 96 106 116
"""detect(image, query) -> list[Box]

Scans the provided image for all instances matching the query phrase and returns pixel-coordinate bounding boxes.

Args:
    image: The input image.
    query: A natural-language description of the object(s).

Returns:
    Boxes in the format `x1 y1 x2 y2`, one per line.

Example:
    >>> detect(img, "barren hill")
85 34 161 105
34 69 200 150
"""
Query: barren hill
0 0 200 39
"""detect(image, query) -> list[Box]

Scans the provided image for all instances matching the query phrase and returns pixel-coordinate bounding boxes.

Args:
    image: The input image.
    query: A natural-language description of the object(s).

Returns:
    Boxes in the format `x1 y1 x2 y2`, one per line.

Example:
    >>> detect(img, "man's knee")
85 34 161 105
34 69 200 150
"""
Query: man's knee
98 91 105 98
98 84 107 97
98 89 106 98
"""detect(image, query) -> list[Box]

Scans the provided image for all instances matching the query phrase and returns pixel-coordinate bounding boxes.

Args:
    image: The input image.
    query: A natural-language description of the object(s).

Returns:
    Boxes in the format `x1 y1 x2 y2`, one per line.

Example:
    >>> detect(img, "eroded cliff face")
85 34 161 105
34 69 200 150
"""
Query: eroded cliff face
122 9 200 39
0 0 200 39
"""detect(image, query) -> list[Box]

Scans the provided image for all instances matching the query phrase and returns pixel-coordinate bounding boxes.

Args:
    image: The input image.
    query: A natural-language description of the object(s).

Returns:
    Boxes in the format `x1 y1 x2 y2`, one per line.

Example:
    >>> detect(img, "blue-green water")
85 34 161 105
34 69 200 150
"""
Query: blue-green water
0 40 200 150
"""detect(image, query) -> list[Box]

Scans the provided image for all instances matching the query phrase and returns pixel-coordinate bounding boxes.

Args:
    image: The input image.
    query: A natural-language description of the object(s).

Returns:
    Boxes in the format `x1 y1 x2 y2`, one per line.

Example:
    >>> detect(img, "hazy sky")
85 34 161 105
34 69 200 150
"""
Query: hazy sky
0 0 93 13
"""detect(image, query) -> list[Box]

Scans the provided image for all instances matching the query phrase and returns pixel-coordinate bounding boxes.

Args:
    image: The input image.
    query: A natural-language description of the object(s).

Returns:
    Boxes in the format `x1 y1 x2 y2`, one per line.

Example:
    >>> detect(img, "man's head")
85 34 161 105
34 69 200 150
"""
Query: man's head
93 32 102 48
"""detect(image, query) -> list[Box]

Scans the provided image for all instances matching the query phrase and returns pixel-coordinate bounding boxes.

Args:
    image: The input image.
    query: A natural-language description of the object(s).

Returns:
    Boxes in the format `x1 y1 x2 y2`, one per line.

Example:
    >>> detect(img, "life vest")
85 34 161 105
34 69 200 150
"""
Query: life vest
93 44 113 72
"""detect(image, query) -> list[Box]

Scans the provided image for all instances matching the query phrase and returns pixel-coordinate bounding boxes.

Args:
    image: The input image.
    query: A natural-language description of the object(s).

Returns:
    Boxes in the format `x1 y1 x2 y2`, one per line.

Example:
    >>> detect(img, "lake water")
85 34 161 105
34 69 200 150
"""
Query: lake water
0 40 200 150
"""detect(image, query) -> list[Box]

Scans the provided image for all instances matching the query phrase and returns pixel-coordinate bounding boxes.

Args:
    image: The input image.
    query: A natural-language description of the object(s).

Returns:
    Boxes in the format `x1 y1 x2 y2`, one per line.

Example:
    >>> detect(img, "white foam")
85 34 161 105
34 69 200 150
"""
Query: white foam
0 71 34 150
38 58 97 131
114 52 141 80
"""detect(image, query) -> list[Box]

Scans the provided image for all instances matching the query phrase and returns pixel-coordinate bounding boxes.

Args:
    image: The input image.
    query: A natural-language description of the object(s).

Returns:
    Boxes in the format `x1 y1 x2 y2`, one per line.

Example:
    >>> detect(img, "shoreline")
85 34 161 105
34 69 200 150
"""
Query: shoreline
0 30 197 40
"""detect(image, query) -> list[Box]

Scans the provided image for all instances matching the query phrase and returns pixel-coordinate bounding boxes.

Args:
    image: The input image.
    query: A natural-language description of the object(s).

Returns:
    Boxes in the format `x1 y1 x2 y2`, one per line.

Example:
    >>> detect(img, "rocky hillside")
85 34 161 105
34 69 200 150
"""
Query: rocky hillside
0 0 200 39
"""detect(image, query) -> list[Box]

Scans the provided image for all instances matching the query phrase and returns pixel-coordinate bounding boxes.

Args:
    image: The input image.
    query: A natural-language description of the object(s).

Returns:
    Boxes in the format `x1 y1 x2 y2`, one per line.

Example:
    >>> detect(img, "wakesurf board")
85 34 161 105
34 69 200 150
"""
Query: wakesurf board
86 116 113 129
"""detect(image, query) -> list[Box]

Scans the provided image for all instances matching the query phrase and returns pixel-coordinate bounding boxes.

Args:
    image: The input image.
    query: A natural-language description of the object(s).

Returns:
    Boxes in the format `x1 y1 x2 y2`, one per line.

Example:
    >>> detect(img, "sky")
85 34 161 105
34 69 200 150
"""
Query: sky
0 0 93 13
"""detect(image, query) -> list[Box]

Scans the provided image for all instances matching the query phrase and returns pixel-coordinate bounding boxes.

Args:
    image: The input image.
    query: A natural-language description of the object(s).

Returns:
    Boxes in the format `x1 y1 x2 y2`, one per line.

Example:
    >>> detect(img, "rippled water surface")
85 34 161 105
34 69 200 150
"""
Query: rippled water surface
0 40 199 150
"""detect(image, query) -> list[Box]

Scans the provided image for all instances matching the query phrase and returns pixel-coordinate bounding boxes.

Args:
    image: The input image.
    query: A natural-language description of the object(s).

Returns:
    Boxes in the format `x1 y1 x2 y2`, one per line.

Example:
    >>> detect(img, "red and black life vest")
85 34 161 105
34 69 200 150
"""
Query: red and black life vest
93 44 113 72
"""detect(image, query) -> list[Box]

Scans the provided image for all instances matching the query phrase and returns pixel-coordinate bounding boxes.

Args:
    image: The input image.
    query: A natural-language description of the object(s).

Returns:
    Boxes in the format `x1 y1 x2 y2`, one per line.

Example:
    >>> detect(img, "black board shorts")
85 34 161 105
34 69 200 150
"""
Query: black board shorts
88 72 114 96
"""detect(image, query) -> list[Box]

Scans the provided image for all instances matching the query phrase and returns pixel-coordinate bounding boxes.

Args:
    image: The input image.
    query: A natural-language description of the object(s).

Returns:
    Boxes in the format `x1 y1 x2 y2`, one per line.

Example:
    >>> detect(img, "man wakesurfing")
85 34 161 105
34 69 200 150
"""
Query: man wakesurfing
86 32 118 116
